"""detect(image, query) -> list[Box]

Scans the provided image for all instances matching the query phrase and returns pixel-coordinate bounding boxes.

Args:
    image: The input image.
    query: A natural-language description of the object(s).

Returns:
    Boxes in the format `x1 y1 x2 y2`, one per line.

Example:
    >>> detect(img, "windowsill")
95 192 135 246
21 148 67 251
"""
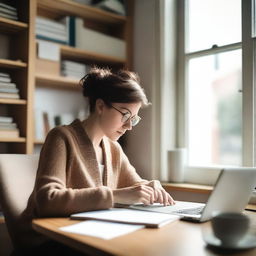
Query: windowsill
161 182 256 210
162 182 213 194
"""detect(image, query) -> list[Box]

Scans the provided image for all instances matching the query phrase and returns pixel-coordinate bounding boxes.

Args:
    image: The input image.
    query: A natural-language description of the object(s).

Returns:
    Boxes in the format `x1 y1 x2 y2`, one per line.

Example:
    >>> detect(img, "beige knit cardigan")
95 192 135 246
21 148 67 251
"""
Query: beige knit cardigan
15 119 147 250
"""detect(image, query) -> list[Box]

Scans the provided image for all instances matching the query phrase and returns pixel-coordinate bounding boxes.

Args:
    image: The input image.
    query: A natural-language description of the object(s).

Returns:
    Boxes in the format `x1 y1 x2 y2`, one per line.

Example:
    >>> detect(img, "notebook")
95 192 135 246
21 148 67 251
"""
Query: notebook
70 208 180 228
129 167 256 222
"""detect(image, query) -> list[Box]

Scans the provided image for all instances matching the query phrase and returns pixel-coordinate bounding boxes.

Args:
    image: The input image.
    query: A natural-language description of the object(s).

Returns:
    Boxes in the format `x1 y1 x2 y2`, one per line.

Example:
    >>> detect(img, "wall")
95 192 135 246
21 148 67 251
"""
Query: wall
125 0 177 181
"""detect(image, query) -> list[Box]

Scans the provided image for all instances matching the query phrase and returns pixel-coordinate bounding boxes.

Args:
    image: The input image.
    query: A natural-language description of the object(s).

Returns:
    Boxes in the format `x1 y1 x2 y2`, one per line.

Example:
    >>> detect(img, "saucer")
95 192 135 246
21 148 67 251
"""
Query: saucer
204 233 256 250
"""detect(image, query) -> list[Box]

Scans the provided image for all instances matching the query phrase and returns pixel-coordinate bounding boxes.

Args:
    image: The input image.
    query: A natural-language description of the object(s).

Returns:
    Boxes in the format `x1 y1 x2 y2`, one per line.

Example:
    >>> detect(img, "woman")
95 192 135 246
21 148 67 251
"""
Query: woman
18 67 174 254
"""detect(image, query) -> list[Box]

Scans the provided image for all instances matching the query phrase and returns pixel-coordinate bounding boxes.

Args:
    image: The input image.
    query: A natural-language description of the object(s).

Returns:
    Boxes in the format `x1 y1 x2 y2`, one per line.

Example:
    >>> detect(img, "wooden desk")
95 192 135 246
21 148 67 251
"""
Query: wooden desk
33 211 256 256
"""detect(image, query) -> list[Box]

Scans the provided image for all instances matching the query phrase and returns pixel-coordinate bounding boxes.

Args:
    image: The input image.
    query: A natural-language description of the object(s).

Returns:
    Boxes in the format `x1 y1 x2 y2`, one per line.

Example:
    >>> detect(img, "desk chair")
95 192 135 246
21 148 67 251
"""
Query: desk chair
0 154 39 253
0 154 85 256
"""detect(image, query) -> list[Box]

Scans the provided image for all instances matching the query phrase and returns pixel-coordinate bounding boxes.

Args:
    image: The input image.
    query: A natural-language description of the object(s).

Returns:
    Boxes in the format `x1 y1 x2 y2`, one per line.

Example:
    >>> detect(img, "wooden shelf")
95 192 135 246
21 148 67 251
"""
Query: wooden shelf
0 59 27 69
61 45 126 65
37 0 126 25
35 74 80 89
0 99 27 105
0 137 26 143
0 17 28 33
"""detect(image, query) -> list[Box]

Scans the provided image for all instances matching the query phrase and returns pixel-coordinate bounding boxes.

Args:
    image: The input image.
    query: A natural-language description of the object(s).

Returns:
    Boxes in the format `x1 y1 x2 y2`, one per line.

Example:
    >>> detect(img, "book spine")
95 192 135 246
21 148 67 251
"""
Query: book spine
36 35 68 45
0 129 19 138
0 92 19 99
36 29 67 42
0 88 18 93
36 24 66 36
0 116 13 123
0 11 18 20
0 77 11 83
36 17 66 31
0 83 16 88
69 16 76 47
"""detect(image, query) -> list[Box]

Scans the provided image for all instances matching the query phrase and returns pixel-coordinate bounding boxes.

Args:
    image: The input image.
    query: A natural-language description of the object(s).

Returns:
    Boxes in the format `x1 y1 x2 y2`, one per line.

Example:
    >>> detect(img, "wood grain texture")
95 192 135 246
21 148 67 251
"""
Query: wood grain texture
33 213 256 256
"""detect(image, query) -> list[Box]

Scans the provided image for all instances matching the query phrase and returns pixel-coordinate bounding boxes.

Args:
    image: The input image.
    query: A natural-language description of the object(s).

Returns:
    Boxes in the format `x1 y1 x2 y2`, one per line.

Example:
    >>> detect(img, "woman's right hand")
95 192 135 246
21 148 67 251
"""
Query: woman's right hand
112 184 155 205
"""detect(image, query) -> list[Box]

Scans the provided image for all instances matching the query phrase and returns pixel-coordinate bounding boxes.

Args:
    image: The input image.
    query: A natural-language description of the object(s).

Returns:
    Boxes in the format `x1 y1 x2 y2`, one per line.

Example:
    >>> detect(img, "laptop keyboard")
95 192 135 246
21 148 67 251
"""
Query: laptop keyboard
173 206 205 215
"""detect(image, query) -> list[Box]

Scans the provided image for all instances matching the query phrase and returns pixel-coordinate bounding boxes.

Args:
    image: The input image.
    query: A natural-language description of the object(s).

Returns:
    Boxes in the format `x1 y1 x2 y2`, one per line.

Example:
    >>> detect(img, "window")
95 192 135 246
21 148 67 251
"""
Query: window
177 0 255 177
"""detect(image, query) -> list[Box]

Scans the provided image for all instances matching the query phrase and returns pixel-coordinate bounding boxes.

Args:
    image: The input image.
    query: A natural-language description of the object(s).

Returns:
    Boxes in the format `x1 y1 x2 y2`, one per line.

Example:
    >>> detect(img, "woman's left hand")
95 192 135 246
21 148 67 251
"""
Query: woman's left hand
146 180 175 206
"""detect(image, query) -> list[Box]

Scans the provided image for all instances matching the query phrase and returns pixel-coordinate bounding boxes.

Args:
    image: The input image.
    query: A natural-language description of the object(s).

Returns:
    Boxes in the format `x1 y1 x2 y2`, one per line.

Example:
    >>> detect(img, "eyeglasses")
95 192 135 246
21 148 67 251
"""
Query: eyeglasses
110 105 141 126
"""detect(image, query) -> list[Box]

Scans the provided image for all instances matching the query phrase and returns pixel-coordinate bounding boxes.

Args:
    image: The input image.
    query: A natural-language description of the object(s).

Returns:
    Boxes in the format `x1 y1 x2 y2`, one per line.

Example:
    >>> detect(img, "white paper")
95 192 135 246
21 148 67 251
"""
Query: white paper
38 40 60 61
60 220 144 240
71 208 180 227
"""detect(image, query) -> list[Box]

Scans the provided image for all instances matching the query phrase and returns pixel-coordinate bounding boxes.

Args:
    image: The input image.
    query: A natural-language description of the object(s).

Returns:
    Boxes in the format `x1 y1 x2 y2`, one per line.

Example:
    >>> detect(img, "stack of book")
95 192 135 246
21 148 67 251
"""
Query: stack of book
61 60 87 79
36 16 68 45
0 116 19 138
0 3 18 20
0 72 20 99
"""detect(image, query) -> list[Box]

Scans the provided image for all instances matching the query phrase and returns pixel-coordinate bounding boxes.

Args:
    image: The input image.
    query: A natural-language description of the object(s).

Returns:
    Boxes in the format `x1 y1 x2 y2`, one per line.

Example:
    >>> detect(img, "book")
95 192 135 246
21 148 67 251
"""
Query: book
36 24 66 36
0 116 13 123
0 5 17 16
0 72 10 78
36 17 66 31
61 70 85 79
0 88 18 93
73 17 126 59
0 129 19 138
71 208 180 228
0 92 19 99
0 122 17 130
42 112 50 135
0 76 11 83
0 3 17 12
0 82 16 87
36 35 68 45
36 28 68 42
37 40 60 61
60 16 75 46
34 109 44 140
0 11 18 20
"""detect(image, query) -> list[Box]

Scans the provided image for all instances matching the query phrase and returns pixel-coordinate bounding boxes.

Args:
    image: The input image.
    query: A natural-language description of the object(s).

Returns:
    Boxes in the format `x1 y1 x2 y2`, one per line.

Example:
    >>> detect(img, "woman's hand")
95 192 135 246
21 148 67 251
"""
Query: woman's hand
146 180 175 206
113 184 155 205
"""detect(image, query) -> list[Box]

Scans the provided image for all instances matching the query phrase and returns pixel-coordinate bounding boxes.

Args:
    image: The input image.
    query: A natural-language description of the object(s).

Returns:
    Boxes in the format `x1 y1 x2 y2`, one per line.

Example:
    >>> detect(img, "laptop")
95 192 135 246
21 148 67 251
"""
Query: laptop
129 168 256 222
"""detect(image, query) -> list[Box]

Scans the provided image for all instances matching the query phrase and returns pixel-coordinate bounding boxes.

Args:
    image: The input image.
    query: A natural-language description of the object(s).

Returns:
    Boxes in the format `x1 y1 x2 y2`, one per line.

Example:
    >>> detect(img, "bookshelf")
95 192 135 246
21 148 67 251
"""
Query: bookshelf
0 0 133 154
0 17 28 33
0 59 27 69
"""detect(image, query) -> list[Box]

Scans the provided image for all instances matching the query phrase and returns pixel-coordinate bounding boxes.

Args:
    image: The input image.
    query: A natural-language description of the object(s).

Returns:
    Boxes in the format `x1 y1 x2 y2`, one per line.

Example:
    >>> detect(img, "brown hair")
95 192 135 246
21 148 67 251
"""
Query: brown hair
80 67 150 113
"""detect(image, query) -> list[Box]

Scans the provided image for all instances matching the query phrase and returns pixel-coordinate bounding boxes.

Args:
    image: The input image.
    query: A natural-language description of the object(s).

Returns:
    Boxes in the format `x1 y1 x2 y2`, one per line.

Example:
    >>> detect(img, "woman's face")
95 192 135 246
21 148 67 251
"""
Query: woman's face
99 101 142 141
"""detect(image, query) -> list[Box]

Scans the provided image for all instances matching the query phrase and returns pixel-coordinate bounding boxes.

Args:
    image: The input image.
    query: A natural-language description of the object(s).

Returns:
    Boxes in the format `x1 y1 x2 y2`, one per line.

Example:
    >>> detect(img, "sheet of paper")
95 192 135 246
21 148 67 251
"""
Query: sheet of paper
38 40 60 61
60 220 144 240
71 208 180 227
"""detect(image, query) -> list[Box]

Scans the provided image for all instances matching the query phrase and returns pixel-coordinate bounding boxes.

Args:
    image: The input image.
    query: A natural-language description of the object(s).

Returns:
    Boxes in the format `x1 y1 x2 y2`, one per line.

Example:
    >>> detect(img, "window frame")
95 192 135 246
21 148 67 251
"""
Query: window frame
177 0 255 185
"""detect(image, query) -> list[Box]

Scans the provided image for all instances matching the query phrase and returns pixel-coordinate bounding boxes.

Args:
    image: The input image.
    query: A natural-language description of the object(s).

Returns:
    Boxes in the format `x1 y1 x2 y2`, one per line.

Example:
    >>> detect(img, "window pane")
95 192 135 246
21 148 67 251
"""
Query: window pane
188 50 242 166
253 0 256 37
187 0 241 52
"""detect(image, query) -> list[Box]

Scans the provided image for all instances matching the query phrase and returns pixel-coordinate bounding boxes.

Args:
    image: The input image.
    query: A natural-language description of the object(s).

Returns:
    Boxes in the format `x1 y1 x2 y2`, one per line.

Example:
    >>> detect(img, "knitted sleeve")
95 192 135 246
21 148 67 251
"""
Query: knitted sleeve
116 142 148 188
34 127 113 217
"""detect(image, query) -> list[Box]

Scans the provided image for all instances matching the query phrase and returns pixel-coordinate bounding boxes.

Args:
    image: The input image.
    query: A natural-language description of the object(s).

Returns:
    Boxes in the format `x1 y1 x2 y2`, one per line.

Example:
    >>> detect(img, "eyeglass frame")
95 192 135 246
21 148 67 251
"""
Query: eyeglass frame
110 105 141 126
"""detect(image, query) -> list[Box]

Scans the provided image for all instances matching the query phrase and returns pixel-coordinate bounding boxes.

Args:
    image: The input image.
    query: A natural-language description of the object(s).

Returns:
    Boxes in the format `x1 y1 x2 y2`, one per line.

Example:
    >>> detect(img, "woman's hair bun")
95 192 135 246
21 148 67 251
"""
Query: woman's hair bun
80 67 112 98
80 66 150 113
